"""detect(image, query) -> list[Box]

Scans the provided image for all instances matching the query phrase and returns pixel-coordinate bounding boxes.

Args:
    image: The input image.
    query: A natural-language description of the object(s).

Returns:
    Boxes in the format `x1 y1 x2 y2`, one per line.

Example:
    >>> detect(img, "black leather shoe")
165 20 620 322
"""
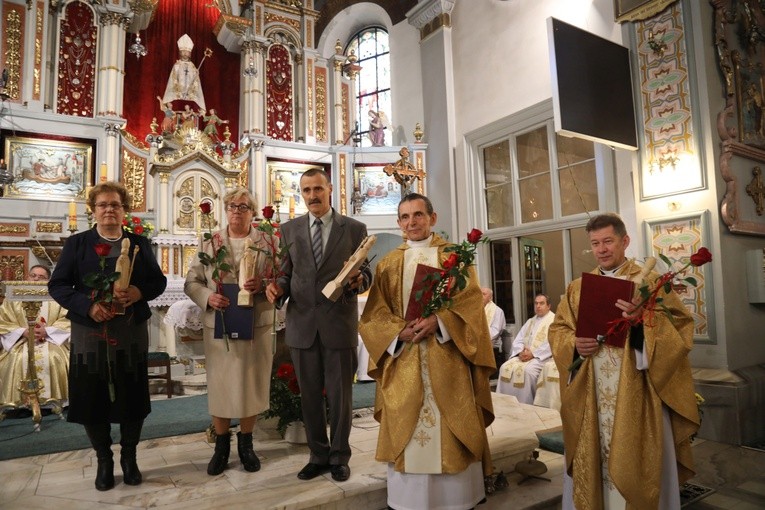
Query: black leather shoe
330 464 350 481
297 462 330 480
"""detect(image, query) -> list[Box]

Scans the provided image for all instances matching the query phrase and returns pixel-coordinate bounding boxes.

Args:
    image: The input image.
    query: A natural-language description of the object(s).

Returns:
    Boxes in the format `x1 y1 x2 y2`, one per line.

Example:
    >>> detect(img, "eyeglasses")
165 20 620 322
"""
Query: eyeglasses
94 202 124 210
226 204 252 212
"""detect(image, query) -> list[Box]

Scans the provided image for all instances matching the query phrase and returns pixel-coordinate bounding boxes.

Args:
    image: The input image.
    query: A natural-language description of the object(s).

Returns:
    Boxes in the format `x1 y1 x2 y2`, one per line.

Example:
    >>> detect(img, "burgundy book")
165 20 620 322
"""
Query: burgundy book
404 263 442 321
575 272 634 348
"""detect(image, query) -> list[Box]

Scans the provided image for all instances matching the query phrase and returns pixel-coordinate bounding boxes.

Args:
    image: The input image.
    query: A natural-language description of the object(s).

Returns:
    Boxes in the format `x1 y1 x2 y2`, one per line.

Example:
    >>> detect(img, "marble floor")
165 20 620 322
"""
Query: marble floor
1 390 762 510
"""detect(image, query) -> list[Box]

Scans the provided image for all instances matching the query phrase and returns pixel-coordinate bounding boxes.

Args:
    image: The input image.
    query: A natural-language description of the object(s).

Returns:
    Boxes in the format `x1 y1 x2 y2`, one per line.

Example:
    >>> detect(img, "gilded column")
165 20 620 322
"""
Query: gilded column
294 53 305 142
250 138 266 206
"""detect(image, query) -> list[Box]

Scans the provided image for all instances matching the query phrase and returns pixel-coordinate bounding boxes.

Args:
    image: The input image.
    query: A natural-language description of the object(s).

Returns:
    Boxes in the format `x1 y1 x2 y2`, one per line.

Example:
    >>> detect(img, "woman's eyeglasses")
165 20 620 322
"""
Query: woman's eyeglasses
226 204 252 212
94 202 124 210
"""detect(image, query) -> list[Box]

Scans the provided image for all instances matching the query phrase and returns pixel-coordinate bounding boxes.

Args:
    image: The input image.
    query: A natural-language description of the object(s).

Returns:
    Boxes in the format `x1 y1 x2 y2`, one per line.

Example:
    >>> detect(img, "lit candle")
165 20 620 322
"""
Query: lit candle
68 200 77 230
274 179 282 202
289 196 295 219
99 162 107 183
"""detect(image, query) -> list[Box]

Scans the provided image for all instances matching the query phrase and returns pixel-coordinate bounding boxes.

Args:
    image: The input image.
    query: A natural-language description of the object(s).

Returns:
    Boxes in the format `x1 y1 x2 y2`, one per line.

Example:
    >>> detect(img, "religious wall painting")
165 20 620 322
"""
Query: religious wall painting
0 131 94 201
266 161 327 220
352 164 401 216
643 210 714 344
615 0 680 22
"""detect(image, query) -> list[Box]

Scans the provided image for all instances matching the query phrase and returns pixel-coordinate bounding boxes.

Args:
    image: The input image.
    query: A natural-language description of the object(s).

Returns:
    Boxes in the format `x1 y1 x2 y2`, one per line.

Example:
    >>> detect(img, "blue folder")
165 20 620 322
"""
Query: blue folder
213 283 254 340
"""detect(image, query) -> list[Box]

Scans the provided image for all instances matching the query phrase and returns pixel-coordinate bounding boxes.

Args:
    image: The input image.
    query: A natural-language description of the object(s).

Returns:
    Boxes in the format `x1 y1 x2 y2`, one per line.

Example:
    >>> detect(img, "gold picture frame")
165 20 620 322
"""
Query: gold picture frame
1 131 95 201
266 160 328 220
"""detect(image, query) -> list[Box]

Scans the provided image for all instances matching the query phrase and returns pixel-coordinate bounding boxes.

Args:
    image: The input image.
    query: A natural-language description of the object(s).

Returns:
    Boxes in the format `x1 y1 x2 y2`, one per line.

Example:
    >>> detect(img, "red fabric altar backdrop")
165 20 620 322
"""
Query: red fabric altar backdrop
122 1 240 143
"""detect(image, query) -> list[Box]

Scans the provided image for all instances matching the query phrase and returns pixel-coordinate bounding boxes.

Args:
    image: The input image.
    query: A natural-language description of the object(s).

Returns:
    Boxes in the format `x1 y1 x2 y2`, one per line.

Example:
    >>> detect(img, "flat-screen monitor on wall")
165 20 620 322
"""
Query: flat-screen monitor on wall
547 17 638 151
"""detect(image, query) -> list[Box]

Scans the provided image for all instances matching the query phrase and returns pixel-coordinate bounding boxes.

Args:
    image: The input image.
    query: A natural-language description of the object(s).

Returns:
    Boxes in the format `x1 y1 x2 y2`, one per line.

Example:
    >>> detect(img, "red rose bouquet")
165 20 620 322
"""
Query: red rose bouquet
417 228 488 318
250 205 290 352
197 202 232 350
83 243 121 401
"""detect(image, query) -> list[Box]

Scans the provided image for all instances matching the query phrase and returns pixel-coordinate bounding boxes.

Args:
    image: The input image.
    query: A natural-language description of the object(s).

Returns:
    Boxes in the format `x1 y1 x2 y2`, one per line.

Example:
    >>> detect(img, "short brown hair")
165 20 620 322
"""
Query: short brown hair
585 213 627 238
223 188 256 210
88 182 131 212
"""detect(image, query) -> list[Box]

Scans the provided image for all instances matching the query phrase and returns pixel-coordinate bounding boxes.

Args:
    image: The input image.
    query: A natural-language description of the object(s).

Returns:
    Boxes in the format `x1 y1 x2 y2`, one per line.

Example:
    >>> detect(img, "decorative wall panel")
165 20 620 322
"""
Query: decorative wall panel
1 2 25 101
635 1 702 199
266 44 293 141
644 211 713 343
56 1 97 117
315 66 327 143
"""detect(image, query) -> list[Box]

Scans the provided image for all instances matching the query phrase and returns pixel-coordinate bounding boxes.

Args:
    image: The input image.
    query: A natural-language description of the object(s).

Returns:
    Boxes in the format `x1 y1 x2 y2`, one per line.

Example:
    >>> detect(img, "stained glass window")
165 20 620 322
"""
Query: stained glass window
346 28 391 147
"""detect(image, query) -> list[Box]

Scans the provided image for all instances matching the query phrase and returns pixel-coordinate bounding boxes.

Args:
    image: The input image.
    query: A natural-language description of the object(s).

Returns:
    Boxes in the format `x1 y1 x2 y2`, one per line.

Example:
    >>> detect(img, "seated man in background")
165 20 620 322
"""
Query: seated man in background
496 293 554 404
0 265 71 405
481 287 506 378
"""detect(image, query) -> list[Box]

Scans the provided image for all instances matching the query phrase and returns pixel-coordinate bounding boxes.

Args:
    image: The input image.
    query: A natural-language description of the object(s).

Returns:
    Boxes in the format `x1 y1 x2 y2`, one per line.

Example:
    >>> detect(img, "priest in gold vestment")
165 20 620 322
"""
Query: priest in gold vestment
359 194 495 510
0 265 70 405
549 214 699 510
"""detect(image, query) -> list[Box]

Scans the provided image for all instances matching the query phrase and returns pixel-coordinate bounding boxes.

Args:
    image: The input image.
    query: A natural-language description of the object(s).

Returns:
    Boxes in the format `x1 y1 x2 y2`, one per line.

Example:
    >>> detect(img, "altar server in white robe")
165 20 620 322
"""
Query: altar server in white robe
496 294 554 404
482 287 506 367
0 265 70 404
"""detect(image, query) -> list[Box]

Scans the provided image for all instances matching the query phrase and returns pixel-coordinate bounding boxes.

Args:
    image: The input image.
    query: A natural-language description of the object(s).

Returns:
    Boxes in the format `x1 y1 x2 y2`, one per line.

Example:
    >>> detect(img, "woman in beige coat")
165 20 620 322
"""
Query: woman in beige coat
184 188 276 476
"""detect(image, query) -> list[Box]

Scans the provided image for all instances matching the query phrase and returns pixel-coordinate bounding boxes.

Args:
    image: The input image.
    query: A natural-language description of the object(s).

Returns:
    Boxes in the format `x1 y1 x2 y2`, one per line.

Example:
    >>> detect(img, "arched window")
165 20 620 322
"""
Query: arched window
346 27 390 147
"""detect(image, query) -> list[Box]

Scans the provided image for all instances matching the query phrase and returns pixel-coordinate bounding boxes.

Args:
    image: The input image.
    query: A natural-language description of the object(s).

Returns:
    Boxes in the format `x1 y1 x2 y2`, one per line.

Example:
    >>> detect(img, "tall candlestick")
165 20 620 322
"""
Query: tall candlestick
84 186 93 211
99 162 107 183
68 200 77 231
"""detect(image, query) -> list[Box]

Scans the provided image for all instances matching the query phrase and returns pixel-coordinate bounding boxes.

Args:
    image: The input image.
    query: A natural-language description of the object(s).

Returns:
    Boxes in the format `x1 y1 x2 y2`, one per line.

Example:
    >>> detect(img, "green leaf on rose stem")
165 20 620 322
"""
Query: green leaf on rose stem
684 276 697 286
663 282 672 293
220 262 231 272
659 253 672 268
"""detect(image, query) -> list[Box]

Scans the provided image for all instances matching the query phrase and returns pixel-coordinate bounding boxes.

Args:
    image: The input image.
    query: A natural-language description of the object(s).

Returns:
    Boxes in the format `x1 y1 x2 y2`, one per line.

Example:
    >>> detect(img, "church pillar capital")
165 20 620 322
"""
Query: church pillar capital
407 0 454 39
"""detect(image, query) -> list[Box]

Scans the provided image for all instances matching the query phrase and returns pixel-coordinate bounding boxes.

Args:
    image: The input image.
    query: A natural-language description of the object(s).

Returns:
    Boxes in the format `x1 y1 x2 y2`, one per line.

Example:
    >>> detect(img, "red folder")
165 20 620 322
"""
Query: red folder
575 272 634 348
404 264 442 321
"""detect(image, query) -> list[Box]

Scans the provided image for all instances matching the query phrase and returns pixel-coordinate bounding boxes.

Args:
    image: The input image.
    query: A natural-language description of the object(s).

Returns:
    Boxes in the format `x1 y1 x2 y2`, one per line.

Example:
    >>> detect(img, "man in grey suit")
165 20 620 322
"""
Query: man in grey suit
266 168 372 482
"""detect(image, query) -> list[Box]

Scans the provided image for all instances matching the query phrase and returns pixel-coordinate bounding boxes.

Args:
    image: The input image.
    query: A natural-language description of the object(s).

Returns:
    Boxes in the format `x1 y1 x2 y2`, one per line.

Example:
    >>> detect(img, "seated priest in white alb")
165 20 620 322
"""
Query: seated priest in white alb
0 265 71 405
496 293 554 404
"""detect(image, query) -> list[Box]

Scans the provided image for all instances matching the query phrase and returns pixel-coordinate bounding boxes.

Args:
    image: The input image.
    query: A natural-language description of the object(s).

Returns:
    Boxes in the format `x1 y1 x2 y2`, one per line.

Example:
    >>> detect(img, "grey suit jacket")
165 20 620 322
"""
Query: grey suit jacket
276 210 371 350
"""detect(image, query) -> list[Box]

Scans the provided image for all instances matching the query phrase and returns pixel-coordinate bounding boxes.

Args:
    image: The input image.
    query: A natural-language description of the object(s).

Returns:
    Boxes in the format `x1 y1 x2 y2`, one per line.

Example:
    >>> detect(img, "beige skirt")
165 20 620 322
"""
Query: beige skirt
203 323 274 418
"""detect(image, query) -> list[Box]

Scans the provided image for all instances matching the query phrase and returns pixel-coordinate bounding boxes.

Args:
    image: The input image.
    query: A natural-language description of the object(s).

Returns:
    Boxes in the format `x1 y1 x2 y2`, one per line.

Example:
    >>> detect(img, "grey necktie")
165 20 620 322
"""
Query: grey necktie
312 218 323 265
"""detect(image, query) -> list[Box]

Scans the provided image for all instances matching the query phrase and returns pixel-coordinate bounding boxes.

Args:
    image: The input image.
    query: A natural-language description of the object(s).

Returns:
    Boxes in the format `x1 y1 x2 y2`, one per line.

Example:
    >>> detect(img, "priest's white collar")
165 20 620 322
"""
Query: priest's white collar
406 233 433 248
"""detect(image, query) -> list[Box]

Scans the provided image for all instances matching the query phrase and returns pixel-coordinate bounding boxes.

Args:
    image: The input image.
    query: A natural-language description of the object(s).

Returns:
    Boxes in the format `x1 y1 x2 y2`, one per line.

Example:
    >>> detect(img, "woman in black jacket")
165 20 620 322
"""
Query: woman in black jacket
49 181 166 491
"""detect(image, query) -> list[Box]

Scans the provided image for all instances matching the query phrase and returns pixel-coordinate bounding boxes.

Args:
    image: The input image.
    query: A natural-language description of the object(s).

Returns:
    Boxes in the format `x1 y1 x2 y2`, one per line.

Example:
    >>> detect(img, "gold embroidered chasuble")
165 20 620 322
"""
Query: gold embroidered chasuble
548 260 699 510
359 234 496 476
0 301 71 402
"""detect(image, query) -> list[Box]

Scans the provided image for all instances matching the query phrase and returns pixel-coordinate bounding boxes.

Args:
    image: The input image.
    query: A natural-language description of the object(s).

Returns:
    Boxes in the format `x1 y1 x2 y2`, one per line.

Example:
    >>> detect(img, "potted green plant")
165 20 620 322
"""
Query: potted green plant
261 363 304 441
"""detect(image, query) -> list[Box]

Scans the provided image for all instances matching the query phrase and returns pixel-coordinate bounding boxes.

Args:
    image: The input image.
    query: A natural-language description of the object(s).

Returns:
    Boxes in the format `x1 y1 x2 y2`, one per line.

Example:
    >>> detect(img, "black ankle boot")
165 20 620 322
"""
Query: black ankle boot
120 421 143 485
207 431 231 475
85 423 114 491
120 446 142 485
237 431 261 472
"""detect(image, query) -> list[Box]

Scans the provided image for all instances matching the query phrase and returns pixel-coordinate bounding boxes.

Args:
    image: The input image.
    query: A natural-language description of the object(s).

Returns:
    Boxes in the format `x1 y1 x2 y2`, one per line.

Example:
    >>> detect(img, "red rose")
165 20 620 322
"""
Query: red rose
689 247 712 266
122 219 129 226
442 253 459 270
132 216 142 224
262 205 275 219
287 378 301 395
133 225 144 235
199 202 212 214
467 228 483 244
94 243 111 257
276 363 294 380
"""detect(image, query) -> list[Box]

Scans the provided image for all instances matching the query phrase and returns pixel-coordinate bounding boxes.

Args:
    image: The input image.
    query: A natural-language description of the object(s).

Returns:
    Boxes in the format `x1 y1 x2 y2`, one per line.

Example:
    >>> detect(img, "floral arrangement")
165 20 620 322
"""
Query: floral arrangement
82 243 120 401
261 362 302 436
198 202 232 350
569 247 713 371
121 214 154 237
416 228 487 318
